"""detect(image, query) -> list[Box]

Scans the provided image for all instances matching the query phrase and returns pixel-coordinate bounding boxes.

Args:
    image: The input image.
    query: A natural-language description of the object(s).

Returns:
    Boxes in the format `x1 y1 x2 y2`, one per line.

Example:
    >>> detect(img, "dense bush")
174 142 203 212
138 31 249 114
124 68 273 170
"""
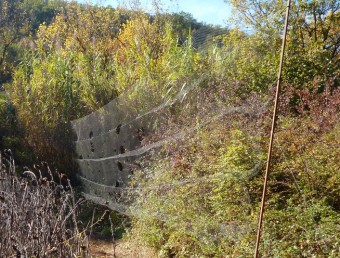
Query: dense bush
7 4 123 168
0 92 35 165
128 86 339 257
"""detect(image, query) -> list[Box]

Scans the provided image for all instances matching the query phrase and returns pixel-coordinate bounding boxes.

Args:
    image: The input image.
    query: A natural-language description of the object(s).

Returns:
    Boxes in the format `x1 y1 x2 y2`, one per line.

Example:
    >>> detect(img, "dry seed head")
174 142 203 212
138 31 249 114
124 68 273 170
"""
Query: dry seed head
39 177 48 185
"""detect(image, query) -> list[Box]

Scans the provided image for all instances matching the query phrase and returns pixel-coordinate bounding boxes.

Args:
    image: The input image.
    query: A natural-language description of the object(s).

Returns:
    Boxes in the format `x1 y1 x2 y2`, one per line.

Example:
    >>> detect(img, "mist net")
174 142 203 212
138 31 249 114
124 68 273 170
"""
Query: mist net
70 27 267 221
71 81 265 213
68 3 340 257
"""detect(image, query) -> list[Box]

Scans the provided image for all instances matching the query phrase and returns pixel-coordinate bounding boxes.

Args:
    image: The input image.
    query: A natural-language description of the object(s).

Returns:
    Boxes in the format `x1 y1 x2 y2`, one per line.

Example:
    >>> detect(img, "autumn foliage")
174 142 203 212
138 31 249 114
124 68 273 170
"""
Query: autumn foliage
1 0 339 257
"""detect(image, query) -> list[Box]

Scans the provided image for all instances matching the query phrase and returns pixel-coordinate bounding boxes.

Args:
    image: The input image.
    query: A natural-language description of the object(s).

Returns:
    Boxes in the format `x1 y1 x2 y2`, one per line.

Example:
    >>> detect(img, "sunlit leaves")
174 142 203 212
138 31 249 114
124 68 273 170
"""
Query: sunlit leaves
7 3 123 165
114 13 196 107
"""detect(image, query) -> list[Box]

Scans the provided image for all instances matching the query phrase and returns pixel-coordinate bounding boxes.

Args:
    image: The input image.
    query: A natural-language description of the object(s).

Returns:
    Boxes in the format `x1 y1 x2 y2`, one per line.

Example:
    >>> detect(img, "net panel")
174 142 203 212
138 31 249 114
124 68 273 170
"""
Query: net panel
71 75 266 214
69 10 267 239
71 73 211 210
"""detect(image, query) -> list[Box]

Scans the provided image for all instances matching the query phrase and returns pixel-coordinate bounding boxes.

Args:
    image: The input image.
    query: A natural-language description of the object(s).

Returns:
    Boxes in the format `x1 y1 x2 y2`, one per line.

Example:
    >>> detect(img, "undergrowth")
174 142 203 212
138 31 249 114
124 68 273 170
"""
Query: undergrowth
0 151 120 257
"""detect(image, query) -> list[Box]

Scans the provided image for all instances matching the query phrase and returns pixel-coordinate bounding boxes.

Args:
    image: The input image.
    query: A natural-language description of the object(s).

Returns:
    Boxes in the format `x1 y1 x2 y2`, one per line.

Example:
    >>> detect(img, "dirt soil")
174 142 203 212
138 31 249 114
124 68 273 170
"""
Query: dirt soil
89 239 157 258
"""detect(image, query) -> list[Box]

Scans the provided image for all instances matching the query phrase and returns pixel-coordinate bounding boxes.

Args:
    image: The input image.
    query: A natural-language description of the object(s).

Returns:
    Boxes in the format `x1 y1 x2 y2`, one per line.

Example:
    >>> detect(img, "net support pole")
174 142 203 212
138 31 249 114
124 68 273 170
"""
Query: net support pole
254 0 291 257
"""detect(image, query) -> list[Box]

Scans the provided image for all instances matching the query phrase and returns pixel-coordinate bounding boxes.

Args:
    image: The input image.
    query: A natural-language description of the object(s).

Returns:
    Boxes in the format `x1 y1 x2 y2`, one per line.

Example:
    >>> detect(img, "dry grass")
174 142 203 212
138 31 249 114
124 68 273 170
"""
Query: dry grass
0 150 88 257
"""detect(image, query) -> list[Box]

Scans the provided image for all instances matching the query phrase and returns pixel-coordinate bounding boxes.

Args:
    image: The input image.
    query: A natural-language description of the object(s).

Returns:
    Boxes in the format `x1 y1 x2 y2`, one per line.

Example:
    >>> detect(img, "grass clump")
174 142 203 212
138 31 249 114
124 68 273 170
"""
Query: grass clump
0 151 88 257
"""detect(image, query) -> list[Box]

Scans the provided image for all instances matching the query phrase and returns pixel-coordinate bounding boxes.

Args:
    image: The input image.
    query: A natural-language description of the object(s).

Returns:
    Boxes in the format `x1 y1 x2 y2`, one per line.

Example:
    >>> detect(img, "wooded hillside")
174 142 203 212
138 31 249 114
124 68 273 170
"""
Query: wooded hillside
0 0 339 257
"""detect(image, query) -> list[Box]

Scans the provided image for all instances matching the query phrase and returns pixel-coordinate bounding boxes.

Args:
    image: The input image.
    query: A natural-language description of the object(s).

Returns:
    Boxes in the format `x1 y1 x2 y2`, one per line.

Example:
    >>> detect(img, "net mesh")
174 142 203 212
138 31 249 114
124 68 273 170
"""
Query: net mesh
68 8 340 254
71 62 266 216
66 10 274 246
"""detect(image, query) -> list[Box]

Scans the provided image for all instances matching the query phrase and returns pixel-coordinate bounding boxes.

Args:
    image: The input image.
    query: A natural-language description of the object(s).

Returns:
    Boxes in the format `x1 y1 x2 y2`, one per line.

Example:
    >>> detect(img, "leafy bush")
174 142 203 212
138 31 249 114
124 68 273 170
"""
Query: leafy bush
7 4 123 168
127 80 339 256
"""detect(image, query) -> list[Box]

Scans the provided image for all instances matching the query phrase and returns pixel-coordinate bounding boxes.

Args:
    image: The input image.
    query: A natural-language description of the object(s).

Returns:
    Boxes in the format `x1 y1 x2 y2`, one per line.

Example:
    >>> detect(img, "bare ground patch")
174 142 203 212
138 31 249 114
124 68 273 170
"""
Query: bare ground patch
89 239 157 258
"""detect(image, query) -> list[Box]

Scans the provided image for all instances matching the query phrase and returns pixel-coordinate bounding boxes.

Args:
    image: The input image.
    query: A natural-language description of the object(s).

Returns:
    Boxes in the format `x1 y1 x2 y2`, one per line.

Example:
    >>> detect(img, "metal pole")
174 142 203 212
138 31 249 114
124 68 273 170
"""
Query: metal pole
254 0 291 257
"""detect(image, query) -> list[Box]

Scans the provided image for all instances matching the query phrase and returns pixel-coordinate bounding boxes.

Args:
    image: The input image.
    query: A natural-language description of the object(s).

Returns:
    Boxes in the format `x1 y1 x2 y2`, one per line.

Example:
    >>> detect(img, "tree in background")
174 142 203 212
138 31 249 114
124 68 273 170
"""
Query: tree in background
225 0 339 90
0 0 29 84
0 0 65 84
24 0 66 32
285 0 339 90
